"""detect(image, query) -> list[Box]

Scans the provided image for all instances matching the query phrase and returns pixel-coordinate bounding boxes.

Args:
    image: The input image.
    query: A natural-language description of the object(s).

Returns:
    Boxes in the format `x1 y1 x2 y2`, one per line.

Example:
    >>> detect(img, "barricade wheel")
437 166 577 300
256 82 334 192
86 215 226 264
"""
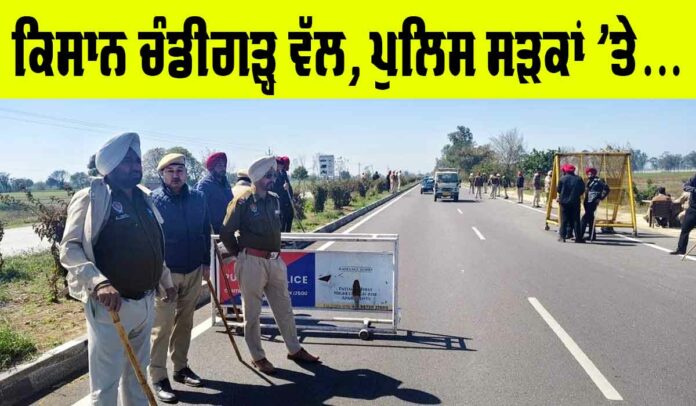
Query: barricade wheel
358 329 371 340
544 225 550 231
235 327 244 335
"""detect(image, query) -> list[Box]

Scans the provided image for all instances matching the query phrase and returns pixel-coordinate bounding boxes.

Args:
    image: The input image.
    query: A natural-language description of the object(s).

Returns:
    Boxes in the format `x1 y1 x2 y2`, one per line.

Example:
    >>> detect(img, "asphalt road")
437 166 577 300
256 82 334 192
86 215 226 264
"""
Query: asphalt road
0 225 50 257
34 187 696 405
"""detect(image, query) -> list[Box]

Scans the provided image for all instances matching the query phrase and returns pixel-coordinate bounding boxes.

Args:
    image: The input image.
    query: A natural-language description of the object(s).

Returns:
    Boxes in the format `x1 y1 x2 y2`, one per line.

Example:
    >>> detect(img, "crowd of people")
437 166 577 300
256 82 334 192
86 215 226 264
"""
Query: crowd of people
468 170 552 207
386 169 403 194
59 132 319 405
464 165 696 252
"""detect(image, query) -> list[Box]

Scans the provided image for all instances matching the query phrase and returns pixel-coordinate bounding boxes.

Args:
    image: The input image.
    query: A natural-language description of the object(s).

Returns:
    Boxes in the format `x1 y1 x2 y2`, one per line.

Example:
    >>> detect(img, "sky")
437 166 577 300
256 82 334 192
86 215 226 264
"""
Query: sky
0 100 694 182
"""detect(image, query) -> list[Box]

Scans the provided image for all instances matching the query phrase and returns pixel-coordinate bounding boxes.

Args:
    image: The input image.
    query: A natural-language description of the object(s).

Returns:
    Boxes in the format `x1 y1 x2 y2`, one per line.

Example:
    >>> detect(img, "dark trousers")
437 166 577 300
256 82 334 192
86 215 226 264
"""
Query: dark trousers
677 207 696 253
560 203 582 240
281 208 293 233
581 201 599 240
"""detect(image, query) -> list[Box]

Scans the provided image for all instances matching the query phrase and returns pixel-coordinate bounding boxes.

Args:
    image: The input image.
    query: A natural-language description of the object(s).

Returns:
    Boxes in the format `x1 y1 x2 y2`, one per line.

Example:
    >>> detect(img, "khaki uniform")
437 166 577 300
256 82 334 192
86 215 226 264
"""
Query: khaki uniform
219 190 302 361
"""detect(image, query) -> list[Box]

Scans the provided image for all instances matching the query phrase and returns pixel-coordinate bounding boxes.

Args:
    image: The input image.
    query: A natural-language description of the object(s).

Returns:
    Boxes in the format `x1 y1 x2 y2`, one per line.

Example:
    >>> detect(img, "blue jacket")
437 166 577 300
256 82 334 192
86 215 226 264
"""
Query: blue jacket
194 173 233 234
152 184 211 274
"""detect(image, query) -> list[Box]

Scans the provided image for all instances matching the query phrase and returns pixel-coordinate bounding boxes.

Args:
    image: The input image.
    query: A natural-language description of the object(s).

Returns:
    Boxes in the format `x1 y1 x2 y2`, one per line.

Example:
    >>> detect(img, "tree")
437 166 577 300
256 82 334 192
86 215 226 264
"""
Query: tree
490 128 527 173
521 148 556 175
0 173 11 193
11 178 34 192
436 126 494 174
46 170 68 189
142 147 167 184
87 154 99 177
683 151 696 169
167 146 205 185
630 149 648 172
292 165 309 181
658 152 682 171
648 157 659 170
70 172 90 189
339 170 351 180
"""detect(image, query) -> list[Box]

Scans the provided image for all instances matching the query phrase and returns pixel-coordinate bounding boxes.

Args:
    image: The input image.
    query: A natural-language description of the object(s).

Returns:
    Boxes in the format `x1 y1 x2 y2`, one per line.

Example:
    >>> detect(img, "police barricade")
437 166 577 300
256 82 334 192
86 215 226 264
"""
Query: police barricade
210 233 400 340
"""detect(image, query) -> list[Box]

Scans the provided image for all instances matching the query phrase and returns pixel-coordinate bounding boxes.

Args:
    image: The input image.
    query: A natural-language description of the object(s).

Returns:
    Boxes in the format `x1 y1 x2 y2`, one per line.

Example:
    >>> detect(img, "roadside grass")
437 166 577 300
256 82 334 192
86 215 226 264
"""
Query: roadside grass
0 252 83 370
0 323 37 370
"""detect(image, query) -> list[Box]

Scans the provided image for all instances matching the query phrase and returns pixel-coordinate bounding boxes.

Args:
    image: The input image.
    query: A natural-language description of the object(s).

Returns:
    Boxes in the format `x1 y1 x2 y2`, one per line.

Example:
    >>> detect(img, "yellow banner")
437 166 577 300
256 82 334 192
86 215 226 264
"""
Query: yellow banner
0 1 692 98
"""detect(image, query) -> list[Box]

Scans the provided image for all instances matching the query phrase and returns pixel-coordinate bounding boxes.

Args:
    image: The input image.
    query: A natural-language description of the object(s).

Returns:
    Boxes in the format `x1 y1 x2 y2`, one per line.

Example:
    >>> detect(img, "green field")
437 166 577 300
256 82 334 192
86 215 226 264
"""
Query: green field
0 190 72 228
632 171 693 199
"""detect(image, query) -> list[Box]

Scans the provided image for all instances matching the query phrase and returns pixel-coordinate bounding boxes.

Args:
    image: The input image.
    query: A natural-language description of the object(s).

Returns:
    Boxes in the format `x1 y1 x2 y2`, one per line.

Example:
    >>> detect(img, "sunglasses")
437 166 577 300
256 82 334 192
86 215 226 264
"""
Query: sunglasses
264 172 276 179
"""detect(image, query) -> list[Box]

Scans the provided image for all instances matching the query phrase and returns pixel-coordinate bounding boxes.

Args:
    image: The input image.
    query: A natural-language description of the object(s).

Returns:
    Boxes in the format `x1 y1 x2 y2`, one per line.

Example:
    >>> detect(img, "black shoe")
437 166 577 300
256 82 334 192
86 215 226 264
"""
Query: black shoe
669 250 685 255
153 379 178 403
558 236 565 243
575 239 586 243
173 366 202 387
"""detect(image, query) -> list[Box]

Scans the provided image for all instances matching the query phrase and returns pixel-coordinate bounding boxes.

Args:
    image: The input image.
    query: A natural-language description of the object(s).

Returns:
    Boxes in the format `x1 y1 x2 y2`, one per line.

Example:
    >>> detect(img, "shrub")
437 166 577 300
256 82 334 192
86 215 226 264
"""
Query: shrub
329 182 353 209
312 183 328 213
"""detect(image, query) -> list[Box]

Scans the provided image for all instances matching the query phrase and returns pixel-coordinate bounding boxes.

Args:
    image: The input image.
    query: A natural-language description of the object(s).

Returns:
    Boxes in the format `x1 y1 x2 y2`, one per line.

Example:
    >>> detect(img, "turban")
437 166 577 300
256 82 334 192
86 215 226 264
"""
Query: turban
236 170 250 179
205 152 227 170
561 164 576 173
157 153 186 171
96 132 141 176
248 156 277 183
276 156 290 169
585 167 597 175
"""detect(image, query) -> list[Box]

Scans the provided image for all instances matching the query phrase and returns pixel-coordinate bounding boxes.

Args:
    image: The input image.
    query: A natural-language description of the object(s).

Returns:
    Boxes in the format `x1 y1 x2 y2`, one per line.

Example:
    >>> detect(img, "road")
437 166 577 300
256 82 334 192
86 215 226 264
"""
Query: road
34 187 696 405
0 225 50 257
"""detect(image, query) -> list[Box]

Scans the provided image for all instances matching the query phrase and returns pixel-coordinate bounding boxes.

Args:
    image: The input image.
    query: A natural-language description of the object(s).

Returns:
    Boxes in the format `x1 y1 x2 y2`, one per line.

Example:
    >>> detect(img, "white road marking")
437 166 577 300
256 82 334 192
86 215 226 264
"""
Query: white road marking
501 197 694 262
472 227 486 240
618 234 696 262
501 198 547 214
528 297 623 401
457 208 463 214
72 317 215 406
318 186 417 251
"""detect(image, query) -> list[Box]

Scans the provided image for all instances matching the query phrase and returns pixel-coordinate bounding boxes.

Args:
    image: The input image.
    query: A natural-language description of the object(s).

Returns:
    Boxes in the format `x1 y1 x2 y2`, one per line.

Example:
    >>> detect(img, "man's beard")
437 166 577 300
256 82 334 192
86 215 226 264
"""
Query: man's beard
108 172 142 190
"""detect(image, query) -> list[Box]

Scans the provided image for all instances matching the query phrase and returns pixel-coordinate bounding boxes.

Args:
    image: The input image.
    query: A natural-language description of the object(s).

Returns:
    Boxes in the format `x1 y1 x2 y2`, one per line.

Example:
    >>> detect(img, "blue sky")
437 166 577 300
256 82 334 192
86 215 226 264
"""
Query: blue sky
0 100 693 181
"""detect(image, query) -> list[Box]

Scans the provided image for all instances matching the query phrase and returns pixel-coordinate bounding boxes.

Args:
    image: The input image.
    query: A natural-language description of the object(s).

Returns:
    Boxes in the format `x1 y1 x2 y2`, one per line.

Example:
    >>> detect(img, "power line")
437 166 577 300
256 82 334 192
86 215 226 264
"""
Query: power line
0 107 266 153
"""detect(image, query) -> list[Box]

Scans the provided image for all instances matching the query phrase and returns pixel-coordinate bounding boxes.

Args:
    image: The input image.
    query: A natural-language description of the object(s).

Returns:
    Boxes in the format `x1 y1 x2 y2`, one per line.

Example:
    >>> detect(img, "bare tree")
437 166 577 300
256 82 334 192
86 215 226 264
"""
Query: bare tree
490 128 527 173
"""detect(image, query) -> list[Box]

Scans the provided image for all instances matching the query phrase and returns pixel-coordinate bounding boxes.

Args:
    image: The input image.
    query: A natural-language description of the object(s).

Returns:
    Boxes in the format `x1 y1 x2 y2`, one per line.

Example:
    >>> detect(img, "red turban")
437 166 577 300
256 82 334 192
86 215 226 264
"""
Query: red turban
562 164 576 173
276 156 290 169
205 152 227 170
585 167 597 175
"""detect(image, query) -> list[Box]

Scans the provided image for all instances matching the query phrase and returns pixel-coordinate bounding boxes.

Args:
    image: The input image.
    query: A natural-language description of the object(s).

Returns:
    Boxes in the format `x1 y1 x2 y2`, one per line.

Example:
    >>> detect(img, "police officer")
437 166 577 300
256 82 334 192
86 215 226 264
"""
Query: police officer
516 171 525 203
271 156 294 232
150 154 211 403
580 167 610 241
473 171 484 200
60 132 176 405
556 164 585 243
670 173 696 255
219 156 320 375
195 152 233 234
532 170 543 207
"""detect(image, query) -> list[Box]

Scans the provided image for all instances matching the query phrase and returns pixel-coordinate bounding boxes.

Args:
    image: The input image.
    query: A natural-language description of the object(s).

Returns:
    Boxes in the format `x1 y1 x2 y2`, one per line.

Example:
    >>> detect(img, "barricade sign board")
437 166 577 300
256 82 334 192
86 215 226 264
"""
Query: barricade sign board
216 250 394 311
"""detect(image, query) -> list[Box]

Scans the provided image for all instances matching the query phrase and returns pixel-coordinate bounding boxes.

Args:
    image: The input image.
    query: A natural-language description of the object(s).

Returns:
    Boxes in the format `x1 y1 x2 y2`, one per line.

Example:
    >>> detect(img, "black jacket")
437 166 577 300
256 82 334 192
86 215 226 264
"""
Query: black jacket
584 176 610 204
557 174 585 205
272 171 294 211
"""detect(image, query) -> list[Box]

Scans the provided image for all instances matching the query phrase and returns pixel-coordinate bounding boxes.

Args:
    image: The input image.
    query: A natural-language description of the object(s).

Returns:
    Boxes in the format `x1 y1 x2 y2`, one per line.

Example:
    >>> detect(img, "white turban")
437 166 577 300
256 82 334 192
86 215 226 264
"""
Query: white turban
96 132 141 176
248 156 277 183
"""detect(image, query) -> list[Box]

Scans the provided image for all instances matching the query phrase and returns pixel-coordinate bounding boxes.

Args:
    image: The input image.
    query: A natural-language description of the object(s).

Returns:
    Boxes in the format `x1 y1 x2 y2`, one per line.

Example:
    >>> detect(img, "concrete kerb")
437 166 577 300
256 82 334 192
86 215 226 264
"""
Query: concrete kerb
0 182 417 406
